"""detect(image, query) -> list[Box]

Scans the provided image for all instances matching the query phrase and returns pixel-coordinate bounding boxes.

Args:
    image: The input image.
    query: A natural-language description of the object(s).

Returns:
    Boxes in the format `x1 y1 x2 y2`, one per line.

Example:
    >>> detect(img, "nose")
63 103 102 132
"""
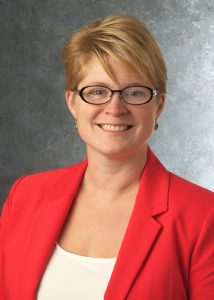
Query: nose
104 92 128 117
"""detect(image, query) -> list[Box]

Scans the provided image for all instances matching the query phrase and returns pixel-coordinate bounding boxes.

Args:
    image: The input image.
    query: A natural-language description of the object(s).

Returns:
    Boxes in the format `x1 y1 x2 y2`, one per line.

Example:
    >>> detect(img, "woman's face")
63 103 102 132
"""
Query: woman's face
66 57 165 159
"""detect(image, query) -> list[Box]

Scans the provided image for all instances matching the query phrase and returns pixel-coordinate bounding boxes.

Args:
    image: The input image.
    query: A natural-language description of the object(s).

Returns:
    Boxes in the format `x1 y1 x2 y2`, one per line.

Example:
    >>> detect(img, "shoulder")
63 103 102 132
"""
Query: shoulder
3 160 87 212
17 160 86 190
168 172 214 223
169 172 214 202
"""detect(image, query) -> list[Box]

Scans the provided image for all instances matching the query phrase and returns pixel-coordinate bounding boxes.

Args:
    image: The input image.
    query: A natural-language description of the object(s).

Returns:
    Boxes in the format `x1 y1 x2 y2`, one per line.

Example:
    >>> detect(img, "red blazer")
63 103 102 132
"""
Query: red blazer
1 148 214 299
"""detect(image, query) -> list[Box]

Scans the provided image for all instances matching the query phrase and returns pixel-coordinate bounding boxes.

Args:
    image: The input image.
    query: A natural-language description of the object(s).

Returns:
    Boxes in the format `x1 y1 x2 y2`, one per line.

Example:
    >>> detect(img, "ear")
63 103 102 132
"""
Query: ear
155 93 165 119
65 90 77 119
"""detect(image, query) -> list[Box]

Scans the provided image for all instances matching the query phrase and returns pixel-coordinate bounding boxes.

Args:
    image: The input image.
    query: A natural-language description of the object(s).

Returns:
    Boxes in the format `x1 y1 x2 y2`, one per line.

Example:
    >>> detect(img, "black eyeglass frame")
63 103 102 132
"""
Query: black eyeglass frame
74 85 159 105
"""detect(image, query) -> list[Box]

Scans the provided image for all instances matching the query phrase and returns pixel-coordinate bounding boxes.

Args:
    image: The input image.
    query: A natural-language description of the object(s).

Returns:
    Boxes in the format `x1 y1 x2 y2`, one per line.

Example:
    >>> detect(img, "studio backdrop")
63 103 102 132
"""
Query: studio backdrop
1 0 214 209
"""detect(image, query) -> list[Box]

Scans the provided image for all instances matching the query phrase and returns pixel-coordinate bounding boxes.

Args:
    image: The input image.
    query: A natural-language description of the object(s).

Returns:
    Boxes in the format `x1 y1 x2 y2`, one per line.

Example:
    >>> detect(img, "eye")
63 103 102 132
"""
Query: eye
86 87 108 97
91 89 103 95
129 89 145 97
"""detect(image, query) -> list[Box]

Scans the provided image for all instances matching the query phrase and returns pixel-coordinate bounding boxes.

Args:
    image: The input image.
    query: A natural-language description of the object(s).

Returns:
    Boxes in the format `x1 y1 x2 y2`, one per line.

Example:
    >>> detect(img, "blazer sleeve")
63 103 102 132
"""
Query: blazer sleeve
0 176 26 298
188 206 214 299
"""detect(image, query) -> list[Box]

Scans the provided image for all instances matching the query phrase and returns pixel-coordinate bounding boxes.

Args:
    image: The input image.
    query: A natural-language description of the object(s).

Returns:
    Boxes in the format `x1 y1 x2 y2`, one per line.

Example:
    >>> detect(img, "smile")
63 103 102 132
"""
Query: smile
98 124 133 132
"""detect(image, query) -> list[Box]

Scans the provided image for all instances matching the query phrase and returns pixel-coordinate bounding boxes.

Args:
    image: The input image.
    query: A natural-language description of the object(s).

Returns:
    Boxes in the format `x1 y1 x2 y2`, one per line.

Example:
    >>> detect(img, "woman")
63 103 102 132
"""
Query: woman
1 14 214 300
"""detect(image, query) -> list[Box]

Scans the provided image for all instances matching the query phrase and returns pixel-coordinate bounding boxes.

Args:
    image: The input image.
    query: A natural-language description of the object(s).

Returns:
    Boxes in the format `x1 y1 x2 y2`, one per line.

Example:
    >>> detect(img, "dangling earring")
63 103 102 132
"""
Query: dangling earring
74 120 78 129
154 120 159 130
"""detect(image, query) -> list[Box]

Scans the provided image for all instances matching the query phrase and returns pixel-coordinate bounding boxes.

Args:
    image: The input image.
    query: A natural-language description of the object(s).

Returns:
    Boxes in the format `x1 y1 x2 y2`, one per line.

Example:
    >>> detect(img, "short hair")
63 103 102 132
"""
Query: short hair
62 14 167 93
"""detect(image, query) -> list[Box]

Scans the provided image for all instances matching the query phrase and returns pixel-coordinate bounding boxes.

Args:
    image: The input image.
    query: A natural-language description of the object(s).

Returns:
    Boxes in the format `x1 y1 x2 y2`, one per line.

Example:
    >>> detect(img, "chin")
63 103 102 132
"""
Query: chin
88 143 147 160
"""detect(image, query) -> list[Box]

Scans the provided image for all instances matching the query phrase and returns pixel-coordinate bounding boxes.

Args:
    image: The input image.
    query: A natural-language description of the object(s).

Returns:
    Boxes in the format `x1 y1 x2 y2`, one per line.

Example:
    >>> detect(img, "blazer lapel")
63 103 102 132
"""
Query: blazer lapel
20 160 88 299
104 147 170 299
104 204 162 299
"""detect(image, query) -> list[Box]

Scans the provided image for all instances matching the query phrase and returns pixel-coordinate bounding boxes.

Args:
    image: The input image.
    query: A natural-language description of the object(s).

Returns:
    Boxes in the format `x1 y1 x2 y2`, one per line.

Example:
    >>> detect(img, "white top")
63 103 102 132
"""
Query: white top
37 243 117 300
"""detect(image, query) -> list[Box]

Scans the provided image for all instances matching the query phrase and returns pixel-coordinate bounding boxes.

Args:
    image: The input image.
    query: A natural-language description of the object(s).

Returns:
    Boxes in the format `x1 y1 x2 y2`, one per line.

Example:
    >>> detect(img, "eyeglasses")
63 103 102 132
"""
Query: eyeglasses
75 85 159 105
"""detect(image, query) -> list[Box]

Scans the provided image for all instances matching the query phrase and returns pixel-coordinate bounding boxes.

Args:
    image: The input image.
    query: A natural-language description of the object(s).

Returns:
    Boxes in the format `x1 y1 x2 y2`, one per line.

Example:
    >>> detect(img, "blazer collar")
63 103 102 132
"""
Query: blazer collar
136 146 169 216
21 147 170 299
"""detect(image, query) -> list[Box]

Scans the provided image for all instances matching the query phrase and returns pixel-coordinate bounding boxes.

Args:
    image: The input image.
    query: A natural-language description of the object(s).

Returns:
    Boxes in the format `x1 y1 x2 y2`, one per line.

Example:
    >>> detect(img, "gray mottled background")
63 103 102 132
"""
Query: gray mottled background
1 0 214 209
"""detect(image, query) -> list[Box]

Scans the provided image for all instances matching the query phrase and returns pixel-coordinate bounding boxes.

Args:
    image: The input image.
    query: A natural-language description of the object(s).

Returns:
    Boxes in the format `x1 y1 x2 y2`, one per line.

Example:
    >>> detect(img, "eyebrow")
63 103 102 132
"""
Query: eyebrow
79 81 147 88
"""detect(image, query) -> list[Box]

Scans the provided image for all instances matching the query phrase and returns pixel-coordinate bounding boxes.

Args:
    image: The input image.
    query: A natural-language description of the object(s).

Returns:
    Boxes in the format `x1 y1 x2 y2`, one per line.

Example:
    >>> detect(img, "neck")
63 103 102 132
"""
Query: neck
83 145 148 196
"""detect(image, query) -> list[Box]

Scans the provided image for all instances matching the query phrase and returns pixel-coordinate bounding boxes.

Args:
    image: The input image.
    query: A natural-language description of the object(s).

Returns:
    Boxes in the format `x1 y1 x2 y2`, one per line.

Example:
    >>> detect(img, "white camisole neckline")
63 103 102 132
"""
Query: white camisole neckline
37 243 117 300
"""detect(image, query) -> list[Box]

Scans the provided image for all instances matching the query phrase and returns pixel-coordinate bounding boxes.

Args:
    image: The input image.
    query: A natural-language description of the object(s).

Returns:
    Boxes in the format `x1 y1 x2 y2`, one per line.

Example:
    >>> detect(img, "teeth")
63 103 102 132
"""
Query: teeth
100 124 130 132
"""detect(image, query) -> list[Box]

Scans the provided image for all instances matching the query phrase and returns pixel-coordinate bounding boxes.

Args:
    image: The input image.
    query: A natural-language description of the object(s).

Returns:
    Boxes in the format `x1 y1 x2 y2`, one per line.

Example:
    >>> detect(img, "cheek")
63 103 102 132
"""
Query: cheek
75 110 100 146
75 107 99 138
135 106 156 125
76 102 103 125
76 111 97 125
134 108 156 139
141 115 155 134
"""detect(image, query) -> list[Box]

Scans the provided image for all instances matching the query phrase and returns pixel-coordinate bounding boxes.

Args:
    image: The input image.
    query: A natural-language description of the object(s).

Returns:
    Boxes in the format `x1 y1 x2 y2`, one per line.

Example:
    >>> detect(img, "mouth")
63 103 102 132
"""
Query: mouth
97 124 133 132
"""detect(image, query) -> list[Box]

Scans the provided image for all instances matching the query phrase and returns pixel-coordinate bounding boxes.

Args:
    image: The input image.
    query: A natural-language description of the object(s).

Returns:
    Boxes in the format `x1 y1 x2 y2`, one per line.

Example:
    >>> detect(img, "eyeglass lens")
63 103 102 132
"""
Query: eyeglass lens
80 86 154 104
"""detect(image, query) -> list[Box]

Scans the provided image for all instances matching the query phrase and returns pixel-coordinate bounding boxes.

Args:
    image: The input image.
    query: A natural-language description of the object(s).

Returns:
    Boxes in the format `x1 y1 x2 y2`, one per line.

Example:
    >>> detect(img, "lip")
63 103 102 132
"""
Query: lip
97 123 133 132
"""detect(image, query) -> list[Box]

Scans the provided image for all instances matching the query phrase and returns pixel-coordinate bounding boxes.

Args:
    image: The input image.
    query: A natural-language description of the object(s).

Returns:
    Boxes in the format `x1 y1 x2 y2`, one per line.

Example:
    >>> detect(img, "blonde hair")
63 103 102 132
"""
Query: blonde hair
62 14 167 93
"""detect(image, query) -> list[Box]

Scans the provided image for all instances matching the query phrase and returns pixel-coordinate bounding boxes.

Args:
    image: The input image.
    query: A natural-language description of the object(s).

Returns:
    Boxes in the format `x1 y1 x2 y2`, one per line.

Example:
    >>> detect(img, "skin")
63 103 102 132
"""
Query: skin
65 56 165 196
59 57 165 257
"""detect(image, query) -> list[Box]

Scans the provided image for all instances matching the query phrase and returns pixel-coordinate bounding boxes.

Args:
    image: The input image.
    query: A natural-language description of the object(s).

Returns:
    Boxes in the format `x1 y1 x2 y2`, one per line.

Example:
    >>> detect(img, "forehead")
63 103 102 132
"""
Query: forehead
78 56 151 88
